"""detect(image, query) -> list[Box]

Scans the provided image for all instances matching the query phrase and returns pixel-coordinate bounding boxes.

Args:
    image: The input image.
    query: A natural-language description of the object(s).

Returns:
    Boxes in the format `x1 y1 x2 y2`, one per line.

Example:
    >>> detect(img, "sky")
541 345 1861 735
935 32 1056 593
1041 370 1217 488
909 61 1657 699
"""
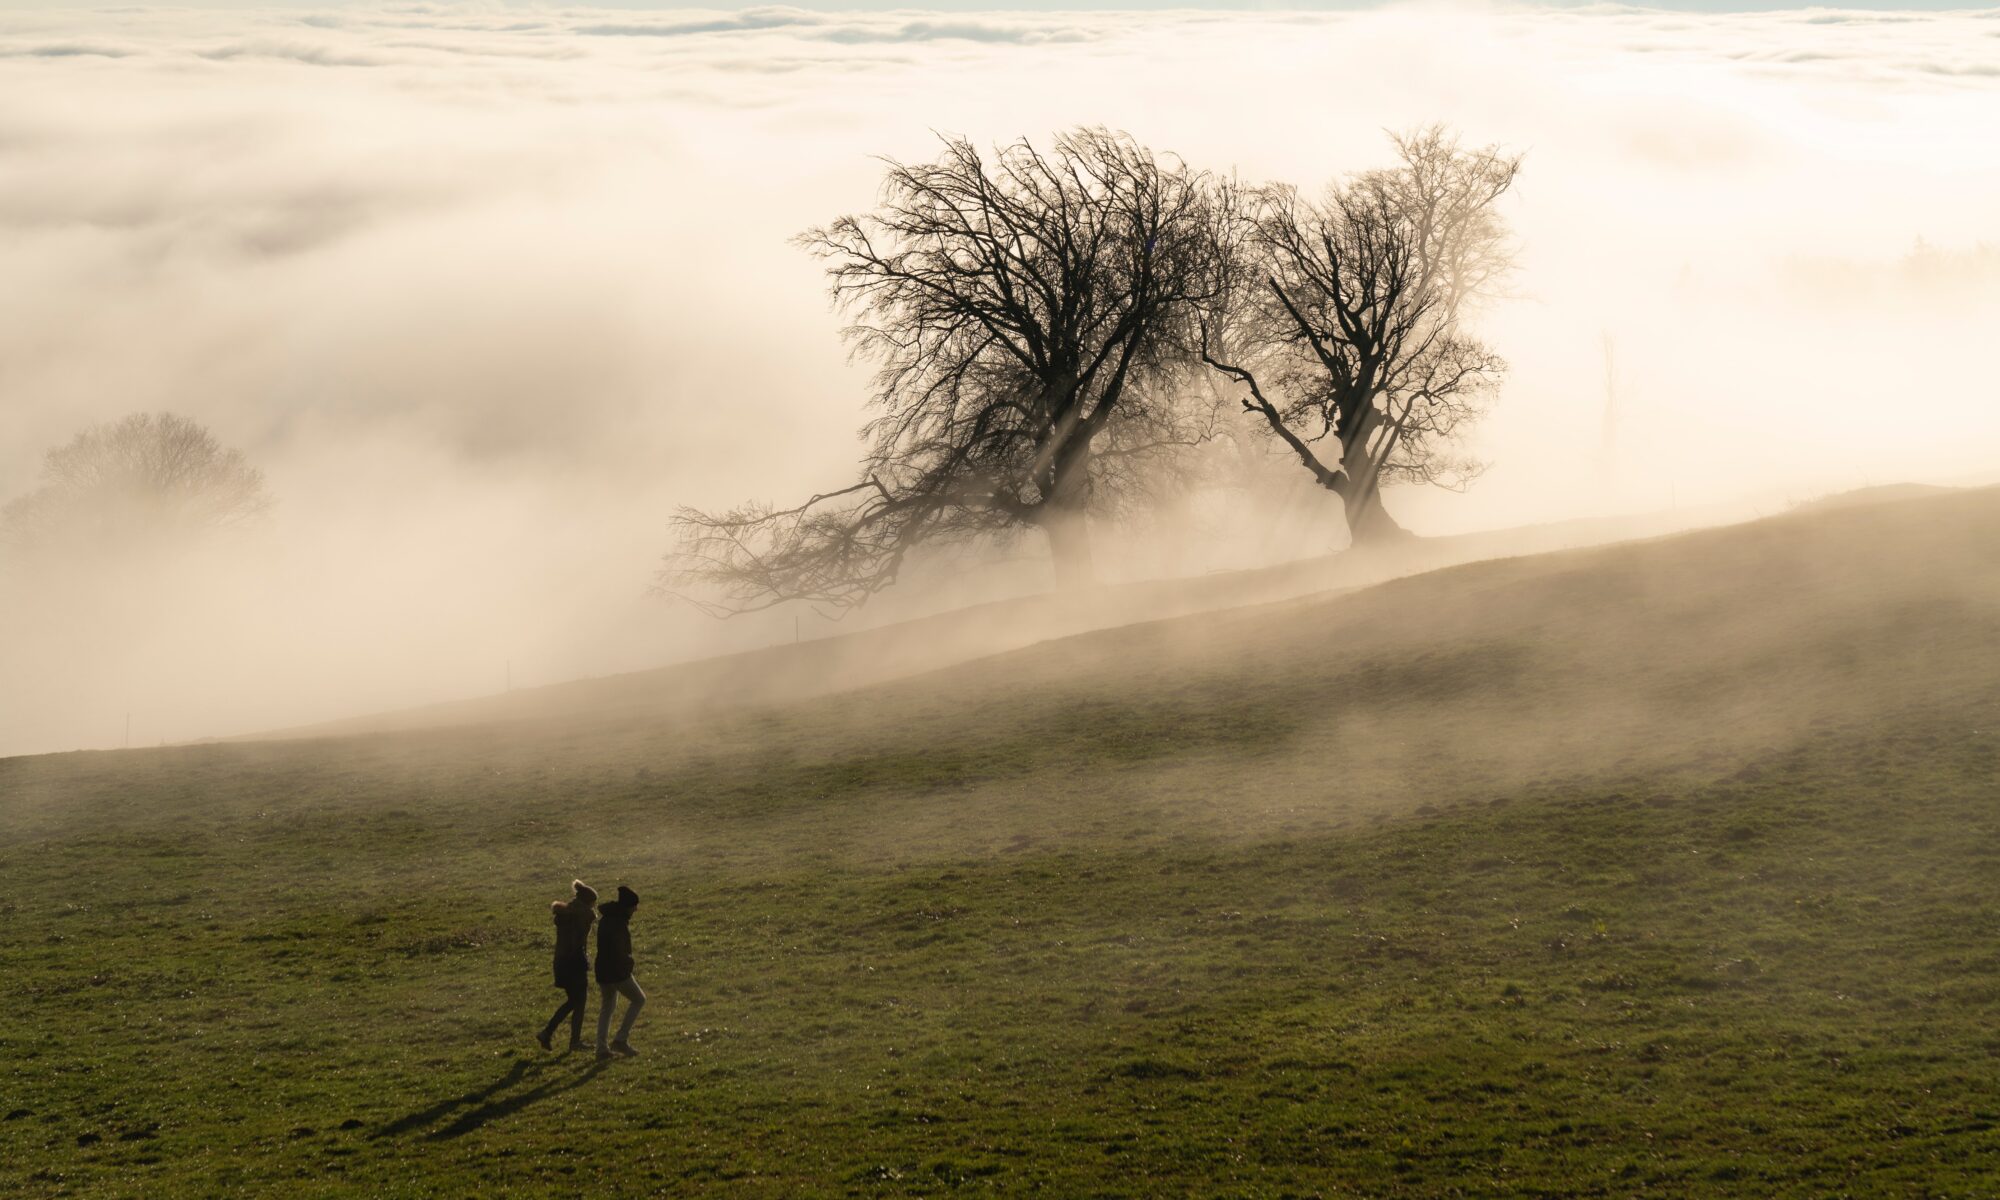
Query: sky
0 2 1996 754
0 1 1986 9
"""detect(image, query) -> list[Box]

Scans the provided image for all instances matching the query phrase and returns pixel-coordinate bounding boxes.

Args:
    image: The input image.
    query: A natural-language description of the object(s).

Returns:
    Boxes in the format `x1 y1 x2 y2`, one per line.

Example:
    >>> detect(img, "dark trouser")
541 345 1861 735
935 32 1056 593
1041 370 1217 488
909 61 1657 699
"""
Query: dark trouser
542 979 588 1043
597 976 644 1050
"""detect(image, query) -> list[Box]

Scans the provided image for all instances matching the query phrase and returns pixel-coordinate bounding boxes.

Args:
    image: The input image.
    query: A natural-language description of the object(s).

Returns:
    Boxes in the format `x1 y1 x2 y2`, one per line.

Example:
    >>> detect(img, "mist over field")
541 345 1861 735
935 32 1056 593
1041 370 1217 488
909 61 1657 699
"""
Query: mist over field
2 3 1998 756
8 7 2000 1194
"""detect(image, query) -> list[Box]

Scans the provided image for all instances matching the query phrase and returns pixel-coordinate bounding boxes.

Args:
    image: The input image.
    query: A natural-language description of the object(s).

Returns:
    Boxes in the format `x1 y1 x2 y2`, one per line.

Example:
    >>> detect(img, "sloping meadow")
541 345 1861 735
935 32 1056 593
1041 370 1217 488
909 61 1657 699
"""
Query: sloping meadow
3 487 1999 1194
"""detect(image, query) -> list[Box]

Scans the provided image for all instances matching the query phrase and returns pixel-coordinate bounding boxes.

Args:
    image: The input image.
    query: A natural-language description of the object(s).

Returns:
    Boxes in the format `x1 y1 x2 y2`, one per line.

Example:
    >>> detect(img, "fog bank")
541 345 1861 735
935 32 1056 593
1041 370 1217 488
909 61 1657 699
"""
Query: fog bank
1 3 1996 755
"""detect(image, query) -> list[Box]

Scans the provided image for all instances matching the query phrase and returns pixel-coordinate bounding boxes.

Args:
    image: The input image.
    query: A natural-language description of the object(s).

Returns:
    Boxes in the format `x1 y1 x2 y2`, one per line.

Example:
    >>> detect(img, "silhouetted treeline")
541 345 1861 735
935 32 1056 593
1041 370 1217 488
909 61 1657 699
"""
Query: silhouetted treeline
666 125 1520 614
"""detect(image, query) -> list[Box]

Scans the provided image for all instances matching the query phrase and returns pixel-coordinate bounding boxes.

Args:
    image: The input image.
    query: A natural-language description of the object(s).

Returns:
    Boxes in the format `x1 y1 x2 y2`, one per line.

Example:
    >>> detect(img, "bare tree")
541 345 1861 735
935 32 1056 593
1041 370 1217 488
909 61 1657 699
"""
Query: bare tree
1201 127 1520 546
2 413 271 553
665 128 1225 614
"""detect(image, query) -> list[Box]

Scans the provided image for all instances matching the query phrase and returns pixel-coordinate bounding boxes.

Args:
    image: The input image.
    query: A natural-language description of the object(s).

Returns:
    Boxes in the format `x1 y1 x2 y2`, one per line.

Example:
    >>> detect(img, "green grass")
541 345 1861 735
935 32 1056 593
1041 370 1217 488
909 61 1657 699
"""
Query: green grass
4 488 2000 1196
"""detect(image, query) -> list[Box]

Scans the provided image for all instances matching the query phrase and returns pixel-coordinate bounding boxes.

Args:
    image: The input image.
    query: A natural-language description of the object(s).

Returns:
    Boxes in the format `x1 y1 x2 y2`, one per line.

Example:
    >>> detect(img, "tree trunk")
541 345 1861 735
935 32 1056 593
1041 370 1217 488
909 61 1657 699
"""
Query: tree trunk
1336 415 1413 548
1043 440 1096 589
1044 504 1096 589
1341 483 1412 546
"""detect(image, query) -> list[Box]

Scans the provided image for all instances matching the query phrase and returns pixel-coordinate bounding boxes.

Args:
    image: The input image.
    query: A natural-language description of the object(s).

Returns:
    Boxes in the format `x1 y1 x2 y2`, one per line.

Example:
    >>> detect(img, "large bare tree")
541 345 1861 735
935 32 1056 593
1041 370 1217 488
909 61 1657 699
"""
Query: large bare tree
665 128 1225 614
1201 128 1520 545
2 412 270 553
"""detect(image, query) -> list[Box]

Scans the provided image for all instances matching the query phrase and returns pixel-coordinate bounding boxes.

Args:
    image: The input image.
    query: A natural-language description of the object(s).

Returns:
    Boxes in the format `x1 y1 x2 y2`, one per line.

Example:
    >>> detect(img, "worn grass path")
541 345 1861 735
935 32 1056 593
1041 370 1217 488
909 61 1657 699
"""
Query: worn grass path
4 489 1999 1196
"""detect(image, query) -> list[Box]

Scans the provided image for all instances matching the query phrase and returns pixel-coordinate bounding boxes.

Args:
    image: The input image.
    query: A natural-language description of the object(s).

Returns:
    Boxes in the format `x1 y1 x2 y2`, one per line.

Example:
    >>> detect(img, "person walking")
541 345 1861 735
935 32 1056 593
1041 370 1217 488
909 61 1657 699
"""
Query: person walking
537 880 596 1052
594 885 645 1059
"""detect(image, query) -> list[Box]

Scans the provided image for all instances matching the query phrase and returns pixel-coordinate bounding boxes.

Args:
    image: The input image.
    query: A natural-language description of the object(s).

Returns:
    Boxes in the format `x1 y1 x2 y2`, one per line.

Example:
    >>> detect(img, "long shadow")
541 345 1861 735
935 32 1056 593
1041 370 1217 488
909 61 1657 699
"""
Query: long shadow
372 1056 600 1136
424 1059 610 1140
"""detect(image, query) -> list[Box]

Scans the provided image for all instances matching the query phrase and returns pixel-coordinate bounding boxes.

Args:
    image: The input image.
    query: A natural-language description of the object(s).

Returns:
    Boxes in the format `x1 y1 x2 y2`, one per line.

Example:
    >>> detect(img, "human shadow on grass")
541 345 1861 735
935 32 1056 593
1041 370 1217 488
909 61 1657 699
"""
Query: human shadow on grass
372 1056 609 1141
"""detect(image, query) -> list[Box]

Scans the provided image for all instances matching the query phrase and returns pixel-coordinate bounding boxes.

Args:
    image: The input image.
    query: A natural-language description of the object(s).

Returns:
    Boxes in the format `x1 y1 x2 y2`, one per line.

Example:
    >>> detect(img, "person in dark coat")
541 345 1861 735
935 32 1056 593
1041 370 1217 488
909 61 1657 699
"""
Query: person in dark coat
537 880 597 1051
594 885 644 1058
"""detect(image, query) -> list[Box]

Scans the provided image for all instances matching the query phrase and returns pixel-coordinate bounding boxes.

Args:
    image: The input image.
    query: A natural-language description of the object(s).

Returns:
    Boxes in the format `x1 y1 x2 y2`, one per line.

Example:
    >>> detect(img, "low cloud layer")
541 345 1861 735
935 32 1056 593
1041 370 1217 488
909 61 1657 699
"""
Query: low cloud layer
1 3 1996 755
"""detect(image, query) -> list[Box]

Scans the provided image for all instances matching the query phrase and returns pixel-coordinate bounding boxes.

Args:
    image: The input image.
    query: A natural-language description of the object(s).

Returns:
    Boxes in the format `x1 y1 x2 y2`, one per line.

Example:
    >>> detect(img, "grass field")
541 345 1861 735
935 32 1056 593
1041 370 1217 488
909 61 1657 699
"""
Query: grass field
4 487 2000 1196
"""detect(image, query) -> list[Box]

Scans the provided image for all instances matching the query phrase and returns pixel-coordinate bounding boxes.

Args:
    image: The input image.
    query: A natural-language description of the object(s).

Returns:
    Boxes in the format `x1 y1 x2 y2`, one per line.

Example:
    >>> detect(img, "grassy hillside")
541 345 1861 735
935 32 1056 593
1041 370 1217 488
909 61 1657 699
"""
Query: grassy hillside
4 487 1999 1196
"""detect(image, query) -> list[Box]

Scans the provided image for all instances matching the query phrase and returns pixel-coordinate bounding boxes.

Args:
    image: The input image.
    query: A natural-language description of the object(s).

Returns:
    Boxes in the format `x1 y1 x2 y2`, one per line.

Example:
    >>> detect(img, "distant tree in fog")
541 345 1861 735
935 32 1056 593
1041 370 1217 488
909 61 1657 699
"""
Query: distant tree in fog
664 128 1228 614
2 412 270 553
1200 127 1520 546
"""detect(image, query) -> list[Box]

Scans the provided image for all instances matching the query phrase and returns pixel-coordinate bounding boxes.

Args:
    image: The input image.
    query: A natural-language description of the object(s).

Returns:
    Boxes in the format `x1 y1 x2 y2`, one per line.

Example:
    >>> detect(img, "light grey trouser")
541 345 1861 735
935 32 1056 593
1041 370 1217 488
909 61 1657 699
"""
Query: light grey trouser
597 976 645 1048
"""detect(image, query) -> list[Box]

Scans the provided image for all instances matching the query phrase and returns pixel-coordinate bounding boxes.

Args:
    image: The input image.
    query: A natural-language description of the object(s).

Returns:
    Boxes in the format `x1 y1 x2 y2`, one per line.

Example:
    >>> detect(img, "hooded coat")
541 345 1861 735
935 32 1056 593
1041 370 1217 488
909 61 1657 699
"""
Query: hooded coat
551 897 595 989
594 886 639 985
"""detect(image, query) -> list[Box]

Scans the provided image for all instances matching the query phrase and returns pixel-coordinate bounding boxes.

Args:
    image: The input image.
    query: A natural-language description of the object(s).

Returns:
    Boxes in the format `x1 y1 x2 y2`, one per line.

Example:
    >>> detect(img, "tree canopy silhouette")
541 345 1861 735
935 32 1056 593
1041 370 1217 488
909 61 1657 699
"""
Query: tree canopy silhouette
1201 128 1520 545
2 412 270 554
665 128 1226 614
